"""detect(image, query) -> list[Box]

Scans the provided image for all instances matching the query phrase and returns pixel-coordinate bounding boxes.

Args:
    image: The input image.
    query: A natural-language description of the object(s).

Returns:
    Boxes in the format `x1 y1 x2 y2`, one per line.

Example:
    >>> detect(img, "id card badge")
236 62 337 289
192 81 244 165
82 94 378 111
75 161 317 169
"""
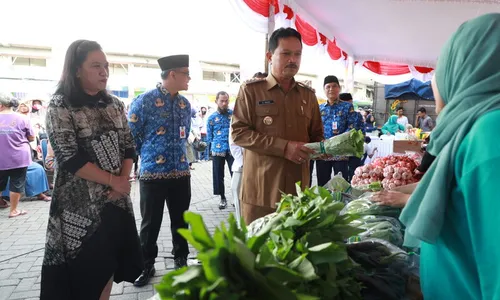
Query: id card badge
179 126 186 139
332 122 338 130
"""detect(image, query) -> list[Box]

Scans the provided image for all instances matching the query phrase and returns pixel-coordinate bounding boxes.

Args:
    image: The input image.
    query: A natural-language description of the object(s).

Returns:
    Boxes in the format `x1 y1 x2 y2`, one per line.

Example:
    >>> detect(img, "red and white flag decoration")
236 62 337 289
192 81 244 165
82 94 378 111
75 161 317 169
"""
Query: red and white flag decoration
234 0 434 79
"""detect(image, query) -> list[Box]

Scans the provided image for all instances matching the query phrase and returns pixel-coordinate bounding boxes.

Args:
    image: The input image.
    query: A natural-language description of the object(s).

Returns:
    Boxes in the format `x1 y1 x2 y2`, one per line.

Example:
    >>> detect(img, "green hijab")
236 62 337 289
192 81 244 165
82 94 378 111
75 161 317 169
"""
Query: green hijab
400 13 500 247
382 115 403 135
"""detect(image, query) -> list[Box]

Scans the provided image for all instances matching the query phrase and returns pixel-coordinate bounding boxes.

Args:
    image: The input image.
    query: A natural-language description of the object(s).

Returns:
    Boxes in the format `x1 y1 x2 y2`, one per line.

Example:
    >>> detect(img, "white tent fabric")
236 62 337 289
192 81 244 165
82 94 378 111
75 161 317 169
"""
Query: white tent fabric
281 0 500 67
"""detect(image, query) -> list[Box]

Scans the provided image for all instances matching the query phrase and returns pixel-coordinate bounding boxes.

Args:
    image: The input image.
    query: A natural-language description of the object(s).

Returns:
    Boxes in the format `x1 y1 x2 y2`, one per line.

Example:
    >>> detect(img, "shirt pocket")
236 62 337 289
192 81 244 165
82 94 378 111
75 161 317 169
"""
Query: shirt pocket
296 105 312 140
255 105 279 135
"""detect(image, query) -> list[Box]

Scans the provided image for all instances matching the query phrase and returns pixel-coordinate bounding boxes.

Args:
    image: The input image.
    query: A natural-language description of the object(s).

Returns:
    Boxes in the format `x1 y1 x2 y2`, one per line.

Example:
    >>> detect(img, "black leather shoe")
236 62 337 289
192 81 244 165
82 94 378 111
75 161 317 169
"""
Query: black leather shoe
133 266 155 287
174 257 187 270
219 198 227 210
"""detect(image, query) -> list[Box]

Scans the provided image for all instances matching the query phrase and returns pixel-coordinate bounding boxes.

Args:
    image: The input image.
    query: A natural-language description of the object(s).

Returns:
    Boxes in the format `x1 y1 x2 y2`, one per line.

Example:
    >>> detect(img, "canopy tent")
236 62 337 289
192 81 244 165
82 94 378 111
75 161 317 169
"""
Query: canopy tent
231 0 500 81
385 79 434 100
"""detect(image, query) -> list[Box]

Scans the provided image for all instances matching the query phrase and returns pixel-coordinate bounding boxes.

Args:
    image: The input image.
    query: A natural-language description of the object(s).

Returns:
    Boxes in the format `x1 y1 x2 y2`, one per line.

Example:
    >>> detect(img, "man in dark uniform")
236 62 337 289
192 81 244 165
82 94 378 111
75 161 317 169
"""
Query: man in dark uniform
128 55 192 286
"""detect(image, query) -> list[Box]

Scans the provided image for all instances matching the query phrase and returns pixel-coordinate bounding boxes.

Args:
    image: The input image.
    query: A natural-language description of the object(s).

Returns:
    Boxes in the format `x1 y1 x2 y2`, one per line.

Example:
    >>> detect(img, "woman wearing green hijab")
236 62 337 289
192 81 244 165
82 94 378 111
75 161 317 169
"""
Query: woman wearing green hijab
380 115 405 135
400 13 500 299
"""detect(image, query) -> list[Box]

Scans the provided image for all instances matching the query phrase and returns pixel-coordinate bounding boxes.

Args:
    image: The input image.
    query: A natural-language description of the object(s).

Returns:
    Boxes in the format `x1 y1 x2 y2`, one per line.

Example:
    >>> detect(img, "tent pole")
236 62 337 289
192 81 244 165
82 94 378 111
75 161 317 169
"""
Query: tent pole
264 34 269 73
265 3 275 73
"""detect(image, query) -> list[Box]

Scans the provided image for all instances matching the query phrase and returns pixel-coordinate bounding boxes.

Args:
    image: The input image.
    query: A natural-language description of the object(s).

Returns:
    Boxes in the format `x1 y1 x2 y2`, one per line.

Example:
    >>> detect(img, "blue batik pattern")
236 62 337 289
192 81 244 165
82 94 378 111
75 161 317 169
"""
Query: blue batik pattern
320 101 365 161
206 109 233 157
128 83 191 180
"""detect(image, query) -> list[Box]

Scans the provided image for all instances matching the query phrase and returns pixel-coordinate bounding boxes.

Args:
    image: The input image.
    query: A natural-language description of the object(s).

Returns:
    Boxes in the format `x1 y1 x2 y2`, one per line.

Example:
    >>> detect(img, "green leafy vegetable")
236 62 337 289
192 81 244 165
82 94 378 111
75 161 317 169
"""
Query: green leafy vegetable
305 129 365 159
156 184 365 299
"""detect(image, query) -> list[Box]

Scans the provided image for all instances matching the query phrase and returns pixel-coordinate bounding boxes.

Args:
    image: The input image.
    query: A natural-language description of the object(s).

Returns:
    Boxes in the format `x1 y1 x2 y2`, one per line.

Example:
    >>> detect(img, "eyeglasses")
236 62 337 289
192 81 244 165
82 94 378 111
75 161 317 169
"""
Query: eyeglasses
175 70 190 77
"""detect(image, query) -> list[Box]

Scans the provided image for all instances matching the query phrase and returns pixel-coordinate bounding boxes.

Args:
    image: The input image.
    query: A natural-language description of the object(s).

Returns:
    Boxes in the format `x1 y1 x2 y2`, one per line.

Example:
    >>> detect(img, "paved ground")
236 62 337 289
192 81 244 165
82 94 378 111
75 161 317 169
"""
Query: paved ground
0 160 236 300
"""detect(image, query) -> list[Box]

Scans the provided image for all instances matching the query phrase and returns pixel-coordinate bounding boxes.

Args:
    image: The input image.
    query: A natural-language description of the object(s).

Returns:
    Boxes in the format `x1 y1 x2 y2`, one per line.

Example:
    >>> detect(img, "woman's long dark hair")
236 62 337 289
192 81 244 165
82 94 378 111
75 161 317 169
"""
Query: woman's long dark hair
55 40 111 107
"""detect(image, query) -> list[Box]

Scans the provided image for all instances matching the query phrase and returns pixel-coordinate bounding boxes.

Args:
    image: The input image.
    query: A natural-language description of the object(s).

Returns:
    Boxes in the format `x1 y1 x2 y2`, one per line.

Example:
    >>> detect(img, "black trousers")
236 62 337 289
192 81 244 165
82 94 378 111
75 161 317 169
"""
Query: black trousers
212 155 234 199
139 177 191 267
316 160 349 187
348 156 363 182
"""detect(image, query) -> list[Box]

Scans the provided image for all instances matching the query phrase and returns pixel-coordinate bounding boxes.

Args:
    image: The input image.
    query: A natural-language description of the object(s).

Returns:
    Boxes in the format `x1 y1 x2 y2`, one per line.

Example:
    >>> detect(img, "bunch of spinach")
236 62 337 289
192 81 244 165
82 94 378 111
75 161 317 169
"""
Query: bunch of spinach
265 184 364 299
155 184 363 300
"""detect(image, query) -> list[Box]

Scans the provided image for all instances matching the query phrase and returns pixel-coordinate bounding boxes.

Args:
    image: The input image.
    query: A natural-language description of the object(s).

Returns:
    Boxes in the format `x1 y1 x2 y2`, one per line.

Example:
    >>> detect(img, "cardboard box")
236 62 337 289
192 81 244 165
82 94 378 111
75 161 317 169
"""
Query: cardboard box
393 140 423 154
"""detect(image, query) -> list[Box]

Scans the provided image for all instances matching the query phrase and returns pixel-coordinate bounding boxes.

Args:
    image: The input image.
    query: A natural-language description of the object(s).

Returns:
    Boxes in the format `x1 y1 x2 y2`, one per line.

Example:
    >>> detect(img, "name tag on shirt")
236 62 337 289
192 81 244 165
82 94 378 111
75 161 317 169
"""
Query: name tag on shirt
332 122 338 130
258 100 274 105
179 126 186 139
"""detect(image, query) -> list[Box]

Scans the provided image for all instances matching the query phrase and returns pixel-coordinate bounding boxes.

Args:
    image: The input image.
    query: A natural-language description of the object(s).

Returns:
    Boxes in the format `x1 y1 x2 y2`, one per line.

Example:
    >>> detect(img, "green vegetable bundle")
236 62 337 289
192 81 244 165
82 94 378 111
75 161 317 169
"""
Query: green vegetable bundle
265 185 364 299
341 196 401 219
350 218 404 247
155 212 302 300
305 129 365 159
155 184 364 300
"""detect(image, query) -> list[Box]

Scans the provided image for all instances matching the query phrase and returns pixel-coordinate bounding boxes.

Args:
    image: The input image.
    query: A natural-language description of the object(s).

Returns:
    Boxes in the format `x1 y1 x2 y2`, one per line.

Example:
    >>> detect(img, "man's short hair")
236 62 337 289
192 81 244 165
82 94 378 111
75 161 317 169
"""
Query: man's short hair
418 107 427 114
268 27 302 54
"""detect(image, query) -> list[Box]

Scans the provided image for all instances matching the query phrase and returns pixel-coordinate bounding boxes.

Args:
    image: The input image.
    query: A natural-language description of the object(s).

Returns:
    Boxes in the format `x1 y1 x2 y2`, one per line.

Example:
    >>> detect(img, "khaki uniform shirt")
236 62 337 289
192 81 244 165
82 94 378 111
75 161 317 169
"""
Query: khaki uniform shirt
231 74 324 209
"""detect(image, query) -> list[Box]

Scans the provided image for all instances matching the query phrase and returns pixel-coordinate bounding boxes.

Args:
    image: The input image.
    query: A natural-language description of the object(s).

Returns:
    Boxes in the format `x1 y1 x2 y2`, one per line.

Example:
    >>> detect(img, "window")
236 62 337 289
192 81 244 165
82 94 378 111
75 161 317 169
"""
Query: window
203 71 225 82
134 64 159 70
12 57 46 67
109 63 128 76
230 72 241 83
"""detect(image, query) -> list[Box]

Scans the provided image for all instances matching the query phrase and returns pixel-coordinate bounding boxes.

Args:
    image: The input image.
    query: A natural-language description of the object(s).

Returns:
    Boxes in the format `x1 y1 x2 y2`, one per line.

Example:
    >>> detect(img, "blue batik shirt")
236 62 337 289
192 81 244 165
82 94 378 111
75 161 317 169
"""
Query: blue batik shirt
206 109 233 157
320 101 365 138
320 100 365 160
128 83 191 180
351 111 366 134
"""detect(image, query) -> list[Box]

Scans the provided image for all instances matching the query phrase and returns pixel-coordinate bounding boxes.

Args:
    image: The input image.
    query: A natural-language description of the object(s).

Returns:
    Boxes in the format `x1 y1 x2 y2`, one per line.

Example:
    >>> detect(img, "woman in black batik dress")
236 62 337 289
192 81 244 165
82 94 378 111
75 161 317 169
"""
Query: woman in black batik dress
40 40 143 300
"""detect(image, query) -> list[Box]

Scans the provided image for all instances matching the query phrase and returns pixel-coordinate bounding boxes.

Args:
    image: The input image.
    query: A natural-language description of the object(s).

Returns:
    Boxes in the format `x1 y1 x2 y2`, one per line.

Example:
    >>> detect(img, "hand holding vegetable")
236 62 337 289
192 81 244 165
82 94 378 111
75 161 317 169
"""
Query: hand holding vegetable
305 129 364 159
285 141 315 164
371 191 410 208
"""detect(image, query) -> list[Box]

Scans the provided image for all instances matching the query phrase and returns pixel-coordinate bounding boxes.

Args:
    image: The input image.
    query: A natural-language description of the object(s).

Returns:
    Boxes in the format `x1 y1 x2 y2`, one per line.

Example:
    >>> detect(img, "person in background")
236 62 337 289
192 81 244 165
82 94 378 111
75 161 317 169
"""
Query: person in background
381 115 405 135
313 77 351 185
44 140 56 171
396 107 409 127
232 27 324 224
190 108 201 163
207 91 234 209
399 14 500 299
1 162 52 202
41 40 142 299
362 136 378 165
199 106 209 161
13 101 52 201
128 54 193 284
339 92 366 182
0 93 31 216
17 101 40 160
364 109 375 132
416 107 434 131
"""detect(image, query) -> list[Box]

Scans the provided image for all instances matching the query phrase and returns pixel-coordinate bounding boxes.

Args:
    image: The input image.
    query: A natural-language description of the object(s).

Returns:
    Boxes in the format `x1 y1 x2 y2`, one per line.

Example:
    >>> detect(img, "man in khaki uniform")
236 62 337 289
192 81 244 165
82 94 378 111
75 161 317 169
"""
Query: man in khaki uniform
231 27 324 224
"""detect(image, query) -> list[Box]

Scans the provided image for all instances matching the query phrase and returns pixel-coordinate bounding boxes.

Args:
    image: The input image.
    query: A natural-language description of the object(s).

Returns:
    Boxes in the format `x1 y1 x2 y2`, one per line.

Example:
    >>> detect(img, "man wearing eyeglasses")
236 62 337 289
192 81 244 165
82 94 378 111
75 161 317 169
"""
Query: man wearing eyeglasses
128 54 192 286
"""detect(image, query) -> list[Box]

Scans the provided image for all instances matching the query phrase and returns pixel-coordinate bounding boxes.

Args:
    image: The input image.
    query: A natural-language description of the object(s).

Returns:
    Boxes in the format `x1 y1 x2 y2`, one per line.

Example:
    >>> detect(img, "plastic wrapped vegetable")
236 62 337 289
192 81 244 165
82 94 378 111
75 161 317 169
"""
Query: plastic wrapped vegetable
305 129 364 159
349 216 404 247
341 194 401 218
323 173 367 198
